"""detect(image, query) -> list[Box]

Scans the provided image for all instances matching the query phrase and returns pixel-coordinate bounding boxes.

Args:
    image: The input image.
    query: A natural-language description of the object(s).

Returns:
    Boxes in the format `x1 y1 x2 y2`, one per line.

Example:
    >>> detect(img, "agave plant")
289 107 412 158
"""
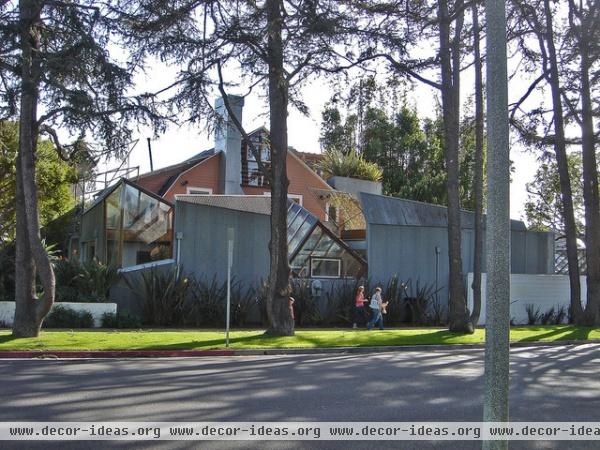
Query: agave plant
318 149 383 182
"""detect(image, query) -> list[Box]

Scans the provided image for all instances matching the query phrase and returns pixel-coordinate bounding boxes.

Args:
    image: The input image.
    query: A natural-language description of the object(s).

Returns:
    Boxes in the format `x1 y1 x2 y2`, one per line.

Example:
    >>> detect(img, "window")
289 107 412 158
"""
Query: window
310 257 341 278
186 187 213 195
242 134 271 186
325 203 337 222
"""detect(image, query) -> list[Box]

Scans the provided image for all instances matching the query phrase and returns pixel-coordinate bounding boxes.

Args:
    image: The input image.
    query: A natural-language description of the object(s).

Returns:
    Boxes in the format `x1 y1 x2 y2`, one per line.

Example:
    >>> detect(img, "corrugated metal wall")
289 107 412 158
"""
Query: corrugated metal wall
175 201 270 285
367 224 555 304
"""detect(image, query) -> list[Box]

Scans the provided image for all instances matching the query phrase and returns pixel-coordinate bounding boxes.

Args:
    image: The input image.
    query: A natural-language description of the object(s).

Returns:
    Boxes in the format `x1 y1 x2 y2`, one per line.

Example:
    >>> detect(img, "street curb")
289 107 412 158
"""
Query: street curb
0 339 598 359
0 349 235 359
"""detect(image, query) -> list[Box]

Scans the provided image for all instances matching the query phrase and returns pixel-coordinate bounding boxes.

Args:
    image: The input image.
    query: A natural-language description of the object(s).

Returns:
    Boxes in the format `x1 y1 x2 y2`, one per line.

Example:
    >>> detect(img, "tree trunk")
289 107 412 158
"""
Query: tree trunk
13 0 55 337
439 0 472 333
542 0 583 324
265 0 293 336
470 3 484 328
578 34 600 325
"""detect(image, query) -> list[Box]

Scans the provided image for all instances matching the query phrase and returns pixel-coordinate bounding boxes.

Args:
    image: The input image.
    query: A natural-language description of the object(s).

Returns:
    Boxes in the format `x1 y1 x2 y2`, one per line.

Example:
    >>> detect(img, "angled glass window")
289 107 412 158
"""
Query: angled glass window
92 179 173 268
287 201 366 279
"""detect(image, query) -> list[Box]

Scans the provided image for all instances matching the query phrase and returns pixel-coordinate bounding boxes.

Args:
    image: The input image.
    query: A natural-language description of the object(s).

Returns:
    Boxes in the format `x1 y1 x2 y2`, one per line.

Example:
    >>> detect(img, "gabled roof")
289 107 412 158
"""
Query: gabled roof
131 126 330 198
359 192 527 231
133 149 216 196
84 178 174 214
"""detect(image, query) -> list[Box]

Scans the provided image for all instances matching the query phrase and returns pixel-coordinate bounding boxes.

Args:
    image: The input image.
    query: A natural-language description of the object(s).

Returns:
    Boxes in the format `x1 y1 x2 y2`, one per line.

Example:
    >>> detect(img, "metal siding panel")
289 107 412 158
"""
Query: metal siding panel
510 230 526 273
175 202 269 287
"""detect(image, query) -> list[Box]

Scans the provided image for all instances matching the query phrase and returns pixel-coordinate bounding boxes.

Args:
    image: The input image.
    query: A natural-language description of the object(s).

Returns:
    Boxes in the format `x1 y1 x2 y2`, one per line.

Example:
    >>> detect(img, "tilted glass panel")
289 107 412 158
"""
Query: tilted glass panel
288 219 315 256
323 241 344 258
120 183 173 267
287 208 307 240
286 201 317 256
105 184 123 267
310 233 337 258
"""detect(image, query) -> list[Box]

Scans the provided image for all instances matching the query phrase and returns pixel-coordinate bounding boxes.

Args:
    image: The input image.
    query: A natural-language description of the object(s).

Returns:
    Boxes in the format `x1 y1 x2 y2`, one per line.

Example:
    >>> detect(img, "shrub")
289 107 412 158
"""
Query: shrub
187 275 227 327
54 259 120 303
407 279 443 326
44 305 94 328
525 304 541 325
101 310 142 329
255 280 270 326
525 304 567 325
231 282 257 327
0 244 15 302
126 267 190 326
291 279 321 326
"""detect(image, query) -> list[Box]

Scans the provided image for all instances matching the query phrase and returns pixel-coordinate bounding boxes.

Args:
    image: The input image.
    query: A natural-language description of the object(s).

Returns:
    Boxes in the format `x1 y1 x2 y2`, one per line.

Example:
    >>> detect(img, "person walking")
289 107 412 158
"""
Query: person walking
352 285 367 329
367 287 387 330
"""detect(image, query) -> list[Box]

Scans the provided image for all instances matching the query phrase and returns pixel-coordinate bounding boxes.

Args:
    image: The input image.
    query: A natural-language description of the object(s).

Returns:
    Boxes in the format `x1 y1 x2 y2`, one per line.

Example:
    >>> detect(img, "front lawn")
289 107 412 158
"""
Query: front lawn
0 326 599 351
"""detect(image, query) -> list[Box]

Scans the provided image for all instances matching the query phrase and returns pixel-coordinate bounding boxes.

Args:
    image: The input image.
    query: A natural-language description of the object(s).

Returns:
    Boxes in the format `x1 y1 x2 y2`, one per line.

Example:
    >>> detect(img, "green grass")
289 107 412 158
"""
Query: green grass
0 326 599 351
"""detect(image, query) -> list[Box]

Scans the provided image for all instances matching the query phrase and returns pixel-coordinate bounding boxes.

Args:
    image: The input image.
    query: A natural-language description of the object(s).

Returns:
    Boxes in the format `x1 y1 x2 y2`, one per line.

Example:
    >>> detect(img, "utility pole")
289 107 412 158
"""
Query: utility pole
147 137 154 172
483 0 510 449
225 227 234 347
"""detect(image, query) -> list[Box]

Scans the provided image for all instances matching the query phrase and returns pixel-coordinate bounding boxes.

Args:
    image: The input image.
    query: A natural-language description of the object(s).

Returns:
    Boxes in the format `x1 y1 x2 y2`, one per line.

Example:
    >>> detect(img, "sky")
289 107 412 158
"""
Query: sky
100 58 540 224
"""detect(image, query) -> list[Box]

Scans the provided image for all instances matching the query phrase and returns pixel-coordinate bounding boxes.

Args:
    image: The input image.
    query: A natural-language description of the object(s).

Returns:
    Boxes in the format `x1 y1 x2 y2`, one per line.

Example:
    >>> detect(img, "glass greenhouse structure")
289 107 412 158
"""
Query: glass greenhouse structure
287 201 366 279
79 179 174 267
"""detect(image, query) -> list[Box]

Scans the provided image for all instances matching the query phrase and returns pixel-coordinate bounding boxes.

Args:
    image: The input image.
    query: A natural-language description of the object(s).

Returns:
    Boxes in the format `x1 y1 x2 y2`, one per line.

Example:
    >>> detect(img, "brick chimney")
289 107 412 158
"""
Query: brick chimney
215 95 244 194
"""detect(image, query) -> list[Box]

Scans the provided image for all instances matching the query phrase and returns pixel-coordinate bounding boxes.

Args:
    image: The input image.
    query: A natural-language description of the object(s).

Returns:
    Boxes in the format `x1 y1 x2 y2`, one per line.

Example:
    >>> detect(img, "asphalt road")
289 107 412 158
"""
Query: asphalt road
2 343 600 450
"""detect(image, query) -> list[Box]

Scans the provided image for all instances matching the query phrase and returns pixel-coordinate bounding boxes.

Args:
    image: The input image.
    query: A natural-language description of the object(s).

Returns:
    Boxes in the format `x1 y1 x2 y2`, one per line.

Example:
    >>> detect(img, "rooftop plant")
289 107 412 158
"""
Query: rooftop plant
318 149 383 182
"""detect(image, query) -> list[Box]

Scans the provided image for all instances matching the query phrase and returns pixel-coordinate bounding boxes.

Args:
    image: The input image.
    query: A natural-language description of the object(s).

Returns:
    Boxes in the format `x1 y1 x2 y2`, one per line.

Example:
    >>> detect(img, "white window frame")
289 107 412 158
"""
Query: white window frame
186 186 213 195
263 191 303 206
310 257 341 279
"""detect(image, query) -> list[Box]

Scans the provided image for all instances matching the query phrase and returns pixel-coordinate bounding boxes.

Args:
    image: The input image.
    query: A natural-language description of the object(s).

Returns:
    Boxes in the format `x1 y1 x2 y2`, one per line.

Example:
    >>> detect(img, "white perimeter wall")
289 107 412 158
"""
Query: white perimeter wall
467 273 587 325
0 302 117 328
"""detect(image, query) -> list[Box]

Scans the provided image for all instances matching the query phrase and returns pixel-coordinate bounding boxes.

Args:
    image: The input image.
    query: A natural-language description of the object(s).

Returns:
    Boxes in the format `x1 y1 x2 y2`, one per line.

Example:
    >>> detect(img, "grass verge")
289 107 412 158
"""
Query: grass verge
0 326 599 351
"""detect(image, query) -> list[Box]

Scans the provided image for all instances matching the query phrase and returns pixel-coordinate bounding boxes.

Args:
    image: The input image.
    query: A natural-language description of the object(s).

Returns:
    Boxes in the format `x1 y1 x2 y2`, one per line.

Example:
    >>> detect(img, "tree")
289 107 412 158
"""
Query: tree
319 105 357 154
349 0 475 332
118 0 356 335
438 0 472 333
0 120 77 243
565 0 600 325
0 0 160 337
469 2 484 328
320 100 480 208
511 0 584 324
524 152 584 236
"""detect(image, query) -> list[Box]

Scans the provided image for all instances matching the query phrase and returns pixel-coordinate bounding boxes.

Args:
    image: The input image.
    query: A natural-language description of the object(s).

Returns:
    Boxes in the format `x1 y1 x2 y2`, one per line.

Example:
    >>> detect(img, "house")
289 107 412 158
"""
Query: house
131 96 333 222
75 94 556 323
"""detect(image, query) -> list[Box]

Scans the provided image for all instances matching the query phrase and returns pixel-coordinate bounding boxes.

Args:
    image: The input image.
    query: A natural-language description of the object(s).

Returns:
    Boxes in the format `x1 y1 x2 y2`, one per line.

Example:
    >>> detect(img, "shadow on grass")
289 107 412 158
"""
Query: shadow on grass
0 334 20 345
517 326 576 342
129 334 279 350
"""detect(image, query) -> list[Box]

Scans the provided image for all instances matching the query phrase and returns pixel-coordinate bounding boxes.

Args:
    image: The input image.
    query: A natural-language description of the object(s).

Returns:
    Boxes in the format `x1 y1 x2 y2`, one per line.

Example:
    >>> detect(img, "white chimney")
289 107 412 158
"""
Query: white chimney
215 95 244 194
